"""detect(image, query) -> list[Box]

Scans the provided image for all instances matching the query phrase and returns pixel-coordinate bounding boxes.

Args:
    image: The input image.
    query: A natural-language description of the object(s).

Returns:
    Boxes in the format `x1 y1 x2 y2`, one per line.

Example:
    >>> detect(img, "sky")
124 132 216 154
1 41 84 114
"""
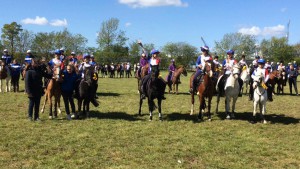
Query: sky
1 0 299 51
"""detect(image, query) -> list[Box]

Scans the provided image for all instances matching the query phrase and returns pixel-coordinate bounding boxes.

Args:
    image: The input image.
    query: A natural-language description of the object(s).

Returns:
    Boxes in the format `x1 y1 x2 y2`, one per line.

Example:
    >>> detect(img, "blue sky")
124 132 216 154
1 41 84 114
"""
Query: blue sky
1 0 299 51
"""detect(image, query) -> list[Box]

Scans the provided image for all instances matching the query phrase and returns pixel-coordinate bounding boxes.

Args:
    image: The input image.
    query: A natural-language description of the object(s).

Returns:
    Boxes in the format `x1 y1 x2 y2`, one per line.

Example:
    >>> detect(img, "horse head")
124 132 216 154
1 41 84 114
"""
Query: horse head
231 64 240 79
204 62 213 77
176 65 187 77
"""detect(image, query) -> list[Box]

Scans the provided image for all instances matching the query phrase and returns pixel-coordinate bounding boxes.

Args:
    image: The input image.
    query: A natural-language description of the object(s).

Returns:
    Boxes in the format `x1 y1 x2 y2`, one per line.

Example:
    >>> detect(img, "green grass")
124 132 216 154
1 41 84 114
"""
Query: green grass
0 71 300 169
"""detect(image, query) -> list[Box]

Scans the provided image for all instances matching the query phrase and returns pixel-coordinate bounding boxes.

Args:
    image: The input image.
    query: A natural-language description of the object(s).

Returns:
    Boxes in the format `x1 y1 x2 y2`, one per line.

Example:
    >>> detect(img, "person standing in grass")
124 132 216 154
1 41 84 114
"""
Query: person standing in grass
61 64 80 120
287 64 298 96
10 59 22 92
25 58 52 121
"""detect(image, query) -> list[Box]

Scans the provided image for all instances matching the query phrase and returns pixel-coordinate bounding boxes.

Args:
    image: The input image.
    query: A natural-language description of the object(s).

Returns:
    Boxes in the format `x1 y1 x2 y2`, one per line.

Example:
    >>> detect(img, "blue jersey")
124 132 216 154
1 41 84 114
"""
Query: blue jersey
24 55 33 64
10 63 22 77
1 55 12 65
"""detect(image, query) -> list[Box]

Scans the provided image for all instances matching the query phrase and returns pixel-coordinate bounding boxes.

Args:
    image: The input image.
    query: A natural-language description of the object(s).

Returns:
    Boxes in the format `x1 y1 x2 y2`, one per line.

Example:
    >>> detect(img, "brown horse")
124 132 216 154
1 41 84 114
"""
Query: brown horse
167 66 187 94
40 66 62 119
190 62 215 121
269 70 286 95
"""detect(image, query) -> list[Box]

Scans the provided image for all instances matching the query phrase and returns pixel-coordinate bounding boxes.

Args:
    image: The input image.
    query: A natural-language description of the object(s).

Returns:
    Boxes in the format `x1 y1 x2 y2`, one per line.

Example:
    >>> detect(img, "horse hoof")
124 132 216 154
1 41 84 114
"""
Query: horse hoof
226 115 231 119
208 118 212 122
49 116 53 119
149 116 153 121
263 120 267 124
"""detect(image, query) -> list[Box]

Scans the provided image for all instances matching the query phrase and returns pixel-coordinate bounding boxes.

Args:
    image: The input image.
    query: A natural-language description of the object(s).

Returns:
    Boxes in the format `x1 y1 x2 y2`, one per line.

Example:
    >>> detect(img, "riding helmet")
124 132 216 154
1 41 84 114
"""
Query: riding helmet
150 49 160 55
226 49 234 55
200 45 209 52
54 49 61 55
257 59 265 64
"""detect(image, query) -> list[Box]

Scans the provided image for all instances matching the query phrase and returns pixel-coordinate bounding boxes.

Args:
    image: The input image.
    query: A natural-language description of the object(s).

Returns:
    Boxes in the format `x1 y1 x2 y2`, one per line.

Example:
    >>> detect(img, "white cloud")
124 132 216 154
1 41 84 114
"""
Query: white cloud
125 22 132 27
50 19 68 27
118 0 188 8
238 25 285 37
21 16 48 25
238 26 261 36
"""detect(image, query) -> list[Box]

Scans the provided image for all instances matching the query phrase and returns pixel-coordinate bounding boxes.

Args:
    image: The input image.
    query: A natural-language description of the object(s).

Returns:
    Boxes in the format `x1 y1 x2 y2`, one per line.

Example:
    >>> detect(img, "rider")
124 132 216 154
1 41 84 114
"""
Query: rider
264 60 272 73
167 59 177 83
59 48 66 70
217 49 241 96
249 55 260 101
189 45 212 94
138 52 149 78
140 49 166 100
238 55 248 68
48 49 62 79
69 52 78 66
24 50 34 67
1 49 12 66
251 59 273 101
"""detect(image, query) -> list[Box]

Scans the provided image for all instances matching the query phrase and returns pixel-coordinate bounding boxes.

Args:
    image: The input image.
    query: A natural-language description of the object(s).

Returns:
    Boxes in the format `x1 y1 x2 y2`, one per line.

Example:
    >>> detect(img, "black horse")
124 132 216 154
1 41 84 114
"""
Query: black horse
138 65 166 121
75 66 99 119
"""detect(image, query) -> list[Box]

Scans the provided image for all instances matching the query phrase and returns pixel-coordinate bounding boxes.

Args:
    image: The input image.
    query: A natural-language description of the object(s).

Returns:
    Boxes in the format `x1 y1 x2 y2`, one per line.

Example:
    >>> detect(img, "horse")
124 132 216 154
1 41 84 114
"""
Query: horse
189 62 215 121
252 74 268 124
0 64 11 92
216 65 241 119
138 65 166 121
116 64 124 78
40 65 62 119
75 66 99 119
101 65 108 78
167 65 187 94
240 65 250 94
270 70 286 95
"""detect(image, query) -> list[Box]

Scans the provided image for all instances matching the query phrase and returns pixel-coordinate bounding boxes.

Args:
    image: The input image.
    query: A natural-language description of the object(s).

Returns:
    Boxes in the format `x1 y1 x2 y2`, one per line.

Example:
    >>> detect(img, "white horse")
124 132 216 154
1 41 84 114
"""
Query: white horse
216 65 240 119
0 65 11 92
240 65 250 94
252 74 268 124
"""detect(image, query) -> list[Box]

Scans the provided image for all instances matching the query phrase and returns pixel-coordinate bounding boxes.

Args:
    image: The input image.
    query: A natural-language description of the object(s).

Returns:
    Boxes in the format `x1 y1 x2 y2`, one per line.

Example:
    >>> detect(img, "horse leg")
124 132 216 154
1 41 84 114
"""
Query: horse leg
0 80 2 92
148 99 154 121
252 100 258 123
176 83 178 95
158 98 162 121
225 96 231 119
48 95 53 119
231 96 238 119
215 94 220 114
190 93 195 115
261 102 267 124
40 92 48 113
198 95 204 121
138 94 143 116
207 96 212 121
77 99 82 119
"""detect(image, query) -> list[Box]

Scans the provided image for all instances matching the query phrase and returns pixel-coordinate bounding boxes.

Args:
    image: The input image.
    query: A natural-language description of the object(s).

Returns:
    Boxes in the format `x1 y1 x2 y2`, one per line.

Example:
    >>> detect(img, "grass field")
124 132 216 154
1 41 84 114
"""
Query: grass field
0 71 300 169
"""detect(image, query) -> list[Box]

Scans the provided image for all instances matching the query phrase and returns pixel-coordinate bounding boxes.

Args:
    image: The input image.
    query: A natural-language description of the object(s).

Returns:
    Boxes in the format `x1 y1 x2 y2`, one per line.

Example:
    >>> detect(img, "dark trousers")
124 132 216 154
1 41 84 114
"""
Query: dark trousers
28 96 41 119
62 92 75 115
11 75 20 92
288 77 298 94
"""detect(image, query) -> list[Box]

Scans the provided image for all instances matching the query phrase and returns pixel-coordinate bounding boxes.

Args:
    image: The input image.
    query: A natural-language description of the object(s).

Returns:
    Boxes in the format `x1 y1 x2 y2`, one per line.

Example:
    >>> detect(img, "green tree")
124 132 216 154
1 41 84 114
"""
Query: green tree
96 18 129 61
17 29 34 53
1 22 23 56
266 37 294 62
214 33 256 60
162 42 197 67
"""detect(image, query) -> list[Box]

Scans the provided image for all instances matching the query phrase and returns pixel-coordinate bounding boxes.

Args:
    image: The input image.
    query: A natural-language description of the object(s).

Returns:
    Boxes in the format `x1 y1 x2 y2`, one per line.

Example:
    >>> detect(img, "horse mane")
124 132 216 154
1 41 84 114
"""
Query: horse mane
176 65 184 69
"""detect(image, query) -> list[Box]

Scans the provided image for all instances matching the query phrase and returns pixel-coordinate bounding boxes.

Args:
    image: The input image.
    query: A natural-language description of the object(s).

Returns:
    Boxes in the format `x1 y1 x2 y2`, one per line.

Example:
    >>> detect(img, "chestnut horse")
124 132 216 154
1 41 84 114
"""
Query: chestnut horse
190 62 215 121
40 66 62 119
167 66 187 94
270 70 286 95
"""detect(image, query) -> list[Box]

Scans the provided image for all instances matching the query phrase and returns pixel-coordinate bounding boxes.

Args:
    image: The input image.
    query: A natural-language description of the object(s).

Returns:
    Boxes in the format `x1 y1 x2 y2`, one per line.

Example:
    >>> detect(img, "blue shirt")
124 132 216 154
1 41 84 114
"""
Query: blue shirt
24 55 33 64
10 63 22 77
1 55 12 65
61 70 80 93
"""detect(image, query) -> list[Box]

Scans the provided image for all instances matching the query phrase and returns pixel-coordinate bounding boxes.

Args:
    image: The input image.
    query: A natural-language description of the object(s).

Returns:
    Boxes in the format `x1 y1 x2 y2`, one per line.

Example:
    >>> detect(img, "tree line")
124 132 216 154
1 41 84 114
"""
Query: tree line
1 19 300 68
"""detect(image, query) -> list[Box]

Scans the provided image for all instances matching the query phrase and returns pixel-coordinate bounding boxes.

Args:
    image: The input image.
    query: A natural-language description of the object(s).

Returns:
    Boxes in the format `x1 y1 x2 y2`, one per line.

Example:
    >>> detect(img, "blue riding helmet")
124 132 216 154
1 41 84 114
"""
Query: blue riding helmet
150 49 160 55
226 49 234 55
54 49 61 55
257 59 265 64
83 54 90 59
200 45 209 51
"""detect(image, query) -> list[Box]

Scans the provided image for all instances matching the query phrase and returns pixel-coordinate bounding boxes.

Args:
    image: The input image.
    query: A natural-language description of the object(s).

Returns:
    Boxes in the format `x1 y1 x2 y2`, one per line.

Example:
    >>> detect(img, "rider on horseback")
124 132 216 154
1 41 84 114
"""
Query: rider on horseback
167 59 179 83
1 49 12 66
69 52 78 66
138 52 149 78
217 49 243 96
140 49 166 100
251 59 273 101
249 55 260 100
189 45 212 94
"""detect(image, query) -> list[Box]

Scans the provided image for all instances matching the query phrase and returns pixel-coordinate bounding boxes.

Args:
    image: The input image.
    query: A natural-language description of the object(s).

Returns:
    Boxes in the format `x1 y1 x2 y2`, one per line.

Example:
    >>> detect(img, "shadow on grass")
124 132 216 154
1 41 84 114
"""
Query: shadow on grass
216 111 299 124
88 111 139 121
97 92 120 97
166 112 200 123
